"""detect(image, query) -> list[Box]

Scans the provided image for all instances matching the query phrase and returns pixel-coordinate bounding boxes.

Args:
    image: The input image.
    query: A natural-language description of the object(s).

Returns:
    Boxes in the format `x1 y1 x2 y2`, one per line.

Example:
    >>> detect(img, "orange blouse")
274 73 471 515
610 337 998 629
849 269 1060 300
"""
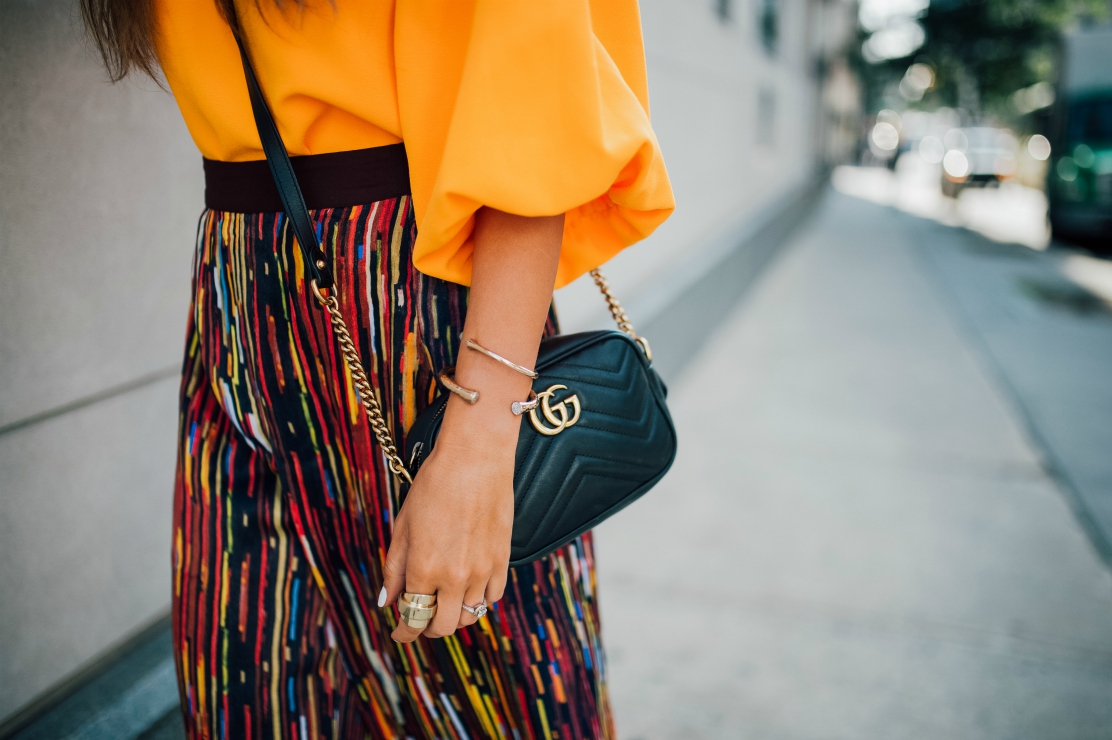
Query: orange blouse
154 0 674 288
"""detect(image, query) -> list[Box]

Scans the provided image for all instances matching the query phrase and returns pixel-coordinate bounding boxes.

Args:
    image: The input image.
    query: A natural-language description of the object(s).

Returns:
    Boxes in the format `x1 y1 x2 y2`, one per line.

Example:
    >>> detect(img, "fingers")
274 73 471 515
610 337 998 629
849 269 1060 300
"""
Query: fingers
380 518 410 609
384 518 428 644
380 513 502 641
422 584 464 639
390 564 438 644
391 620 425 644
485 567 508 605
390 576 493 640
457 581 488 629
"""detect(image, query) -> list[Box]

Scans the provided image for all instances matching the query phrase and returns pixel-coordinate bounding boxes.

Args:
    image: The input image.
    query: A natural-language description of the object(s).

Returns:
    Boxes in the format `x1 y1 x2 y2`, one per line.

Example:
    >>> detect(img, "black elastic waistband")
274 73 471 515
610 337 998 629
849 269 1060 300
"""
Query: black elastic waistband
204 143 410 213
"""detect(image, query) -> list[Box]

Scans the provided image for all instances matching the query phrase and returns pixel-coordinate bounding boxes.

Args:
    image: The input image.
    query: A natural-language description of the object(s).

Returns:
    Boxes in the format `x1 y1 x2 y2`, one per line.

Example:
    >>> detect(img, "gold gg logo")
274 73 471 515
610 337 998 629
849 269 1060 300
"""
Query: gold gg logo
528 385 582 436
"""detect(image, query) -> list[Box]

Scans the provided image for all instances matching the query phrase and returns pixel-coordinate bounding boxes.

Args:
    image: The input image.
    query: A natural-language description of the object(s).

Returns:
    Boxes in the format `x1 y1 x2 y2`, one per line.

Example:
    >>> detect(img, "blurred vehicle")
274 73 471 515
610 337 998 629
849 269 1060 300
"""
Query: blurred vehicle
1048 25 1112 245
940 127 1018 198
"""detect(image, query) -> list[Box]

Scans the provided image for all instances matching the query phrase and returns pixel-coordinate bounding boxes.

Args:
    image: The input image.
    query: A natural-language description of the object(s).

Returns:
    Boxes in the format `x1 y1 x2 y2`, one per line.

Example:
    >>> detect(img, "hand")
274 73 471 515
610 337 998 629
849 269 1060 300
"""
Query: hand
378 206 563 642
378 388 520 641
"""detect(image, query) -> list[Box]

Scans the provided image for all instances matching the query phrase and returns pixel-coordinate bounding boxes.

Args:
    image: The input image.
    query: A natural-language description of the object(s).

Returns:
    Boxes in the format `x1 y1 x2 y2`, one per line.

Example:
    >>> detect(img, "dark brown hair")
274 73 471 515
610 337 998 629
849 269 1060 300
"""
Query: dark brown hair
80 0 244 81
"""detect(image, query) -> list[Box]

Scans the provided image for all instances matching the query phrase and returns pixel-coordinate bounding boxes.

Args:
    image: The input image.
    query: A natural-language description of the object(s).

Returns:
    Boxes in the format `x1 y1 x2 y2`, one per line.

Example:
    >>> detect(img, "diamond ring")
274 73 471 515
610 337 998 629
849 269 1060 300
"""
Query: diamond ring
461 601 488 618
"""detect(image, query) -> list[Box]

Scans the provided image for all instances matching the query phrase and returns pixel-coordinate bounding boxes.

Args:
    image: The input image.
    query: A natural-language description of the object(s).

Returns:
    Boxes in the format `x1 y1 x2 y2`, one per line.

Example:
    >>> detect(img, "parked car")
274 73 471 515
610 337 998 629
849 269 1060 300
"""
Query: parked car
940 127 1018 198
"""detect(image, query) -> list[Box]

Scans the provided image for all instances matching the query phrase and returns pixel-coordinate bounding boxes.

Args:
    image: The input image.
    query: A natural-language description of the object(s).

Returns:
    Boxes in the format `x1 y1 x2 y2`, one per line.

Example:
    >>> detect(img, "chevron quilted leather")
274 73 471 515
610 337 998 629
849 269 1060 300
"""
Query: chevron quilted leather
405 330 678 565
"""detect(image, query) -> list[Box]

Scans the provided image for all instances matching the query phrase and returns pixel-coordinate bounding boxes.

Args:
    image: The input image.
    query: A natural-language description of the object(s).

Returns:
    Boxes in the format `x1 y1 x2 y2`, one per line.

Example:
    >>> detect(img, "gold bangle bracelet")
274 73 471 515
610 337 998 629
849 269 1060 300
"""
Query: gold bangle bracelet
438 368 479 404
466 339 539 379
439 368 538 414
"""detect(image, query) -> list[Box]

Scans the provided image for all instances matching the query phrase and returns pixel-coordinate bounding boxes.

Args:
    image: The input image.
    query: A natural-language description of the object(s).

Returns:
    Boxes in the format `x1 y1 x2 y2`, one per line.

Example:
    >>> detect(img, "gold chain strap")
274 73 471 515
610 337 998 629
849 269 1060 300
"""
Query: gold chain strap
311 268 646 485
589 269 652 361
311 281 414 484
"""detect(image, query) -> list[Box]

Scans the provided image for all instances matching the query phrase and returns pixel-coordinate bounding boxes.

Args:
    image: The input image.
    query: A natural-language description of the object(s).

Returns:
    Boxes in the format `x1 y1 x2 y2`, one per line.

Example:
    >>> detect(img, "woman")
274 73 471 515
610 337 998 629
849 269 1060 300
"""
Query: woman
83 1 673 737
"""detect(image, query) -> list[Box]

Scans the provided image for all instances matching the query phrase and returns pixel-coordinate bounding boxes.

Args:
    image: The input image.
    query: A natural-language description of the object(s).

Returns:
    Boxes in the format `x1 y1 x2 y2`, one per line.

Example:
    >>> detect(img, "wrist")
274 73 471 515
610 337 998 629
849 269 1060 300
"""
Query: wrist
435 331 538 449
453 349 534 409
437 368 530 451
438 400 519 449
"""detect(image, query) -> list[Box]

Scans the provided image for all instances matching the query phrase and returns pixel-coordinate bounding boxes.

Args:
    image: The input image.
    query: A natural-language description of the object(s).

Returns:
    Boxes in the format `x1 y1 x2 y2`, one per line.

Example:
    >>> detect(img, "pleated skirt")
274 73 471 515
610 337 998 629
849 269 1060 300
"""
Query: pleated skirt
172 187 614 739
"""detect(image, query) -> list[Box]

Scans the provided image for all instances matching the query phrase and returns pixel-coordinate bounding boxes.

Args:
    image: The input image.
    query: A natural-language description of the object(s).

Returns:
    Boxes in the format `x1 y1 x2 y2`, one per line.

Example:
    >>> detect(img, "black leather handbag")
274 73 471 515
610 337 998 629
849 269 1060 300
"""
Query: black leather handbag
236 41 678 565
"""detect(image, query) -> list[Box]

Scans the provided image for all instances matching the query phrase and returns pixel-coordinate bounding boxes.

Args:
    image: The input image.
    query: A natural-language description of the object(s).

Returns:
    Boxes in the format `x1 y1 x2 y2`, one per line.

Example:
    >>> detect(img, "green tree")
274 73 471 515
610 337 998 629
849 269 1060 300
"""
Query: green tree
857 0 1107 122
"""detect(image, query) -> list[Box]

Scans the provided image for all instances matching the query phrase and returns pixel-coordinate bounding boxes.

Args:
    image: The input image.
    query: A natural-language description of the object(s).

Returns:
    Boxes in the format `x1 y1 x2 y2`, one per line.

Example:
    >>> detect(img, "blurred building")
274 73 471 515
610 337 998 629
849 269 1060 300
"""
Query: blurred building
0 0 857 731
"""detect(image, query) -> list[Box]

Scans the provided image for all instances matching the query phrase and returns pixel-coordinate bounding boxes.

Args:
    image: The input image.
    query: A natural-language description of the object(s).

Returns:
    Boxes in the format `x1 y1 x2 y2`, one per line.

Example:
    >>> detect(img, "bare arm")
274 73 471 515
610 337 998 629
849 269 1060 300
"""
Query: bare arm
381 207 564 641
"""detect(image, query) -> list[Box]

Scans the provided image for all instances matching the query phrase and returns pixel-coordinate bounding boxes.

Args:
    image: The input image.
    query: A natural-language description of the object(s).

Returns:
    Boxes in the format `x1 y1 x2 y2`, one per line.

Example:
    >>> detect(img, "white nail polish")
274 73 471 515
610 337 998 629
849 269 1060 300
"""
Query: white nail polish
377 587 387 607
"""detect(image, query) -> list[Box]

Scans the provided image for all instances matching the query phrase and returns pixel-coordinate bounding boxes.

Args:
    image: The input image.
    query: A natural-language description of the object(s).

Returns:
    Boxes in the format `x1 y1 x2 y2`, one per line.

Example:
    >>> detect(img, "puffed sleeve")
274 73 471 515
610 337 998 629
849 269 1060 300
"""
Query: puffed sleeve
395 1 674 288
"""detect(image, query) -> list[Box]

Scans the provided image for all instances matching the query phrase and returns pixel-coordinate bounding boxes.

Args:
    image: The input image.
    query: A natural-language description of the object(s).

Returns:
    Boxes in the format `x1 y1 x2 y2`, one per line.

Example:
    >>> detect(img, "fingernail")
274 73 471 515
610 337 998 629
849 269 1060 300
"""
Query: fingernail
377 587 387 608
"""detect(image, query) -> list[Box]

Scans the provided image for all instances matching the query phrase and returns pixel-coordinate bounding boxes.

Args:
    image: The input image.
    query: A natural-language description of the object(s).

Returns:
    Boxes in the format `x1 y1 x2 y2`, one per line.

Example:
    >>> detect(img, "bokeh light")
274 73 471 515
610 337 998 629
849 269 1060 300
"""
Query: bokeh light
1057 157 1079 182
1027 134 1051 161
899 63 935 101
872 122 900 151
1074 144 1096 169
863 23 926 62
943 149 970 178
1011 82 1056 114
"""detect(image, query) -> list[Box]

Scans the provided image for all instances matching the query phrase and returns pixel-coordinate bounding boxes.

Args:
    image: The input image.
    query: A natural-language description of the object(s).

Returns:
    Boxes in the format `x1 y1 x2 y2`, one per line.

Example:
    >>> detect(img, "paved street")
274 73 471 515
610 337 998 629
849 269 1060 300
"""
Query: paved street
597 188 1112 739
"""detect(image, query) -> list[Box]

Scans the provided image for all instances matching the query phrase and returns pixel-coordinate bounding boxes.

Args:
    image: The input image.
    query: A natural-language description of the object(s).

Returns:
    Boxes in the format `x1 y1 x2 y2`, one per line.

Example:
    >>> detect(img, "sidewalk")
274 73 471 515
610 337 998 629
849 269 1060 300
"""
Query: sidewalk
597 190 1112 739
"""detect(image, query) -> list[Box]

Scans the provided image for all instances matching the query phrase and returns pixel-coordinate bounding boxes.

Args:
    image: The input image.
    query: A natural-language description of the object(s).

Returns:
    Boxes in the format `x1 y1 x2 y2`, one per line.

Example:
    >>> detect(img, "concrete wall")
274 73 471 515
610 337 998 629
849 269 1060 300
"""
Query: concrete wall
0 0 201 723
556 0 840 330
0 0 847 724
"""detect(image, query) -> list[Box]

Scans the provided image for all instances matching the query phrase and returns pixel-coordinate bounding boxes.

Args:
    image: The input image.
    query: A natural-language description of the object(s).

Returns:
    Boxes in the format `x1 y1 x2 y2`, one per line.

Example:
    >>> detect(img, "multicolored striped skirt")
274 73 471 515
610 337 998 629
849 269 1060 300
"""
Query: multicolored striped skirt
173 149 613 739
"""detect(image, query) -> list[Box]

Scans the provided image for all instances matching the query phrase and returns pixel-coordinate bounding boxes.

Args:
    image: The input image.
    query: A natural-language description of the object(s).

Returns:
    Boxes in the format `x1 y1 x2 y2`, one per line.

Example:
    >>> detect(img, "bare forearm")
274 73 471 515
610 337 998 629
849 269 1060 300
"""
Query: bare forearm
442 208 564 445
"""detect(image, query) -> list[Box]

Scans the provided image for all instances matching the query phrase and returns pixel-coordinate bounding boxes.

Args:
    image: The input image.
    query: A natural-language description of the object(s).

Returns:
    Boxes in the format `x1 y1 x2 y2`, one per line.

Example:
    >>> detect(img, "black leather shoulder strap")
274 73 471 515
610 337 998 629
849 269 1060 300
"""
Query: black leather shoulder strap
234 37 335 290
